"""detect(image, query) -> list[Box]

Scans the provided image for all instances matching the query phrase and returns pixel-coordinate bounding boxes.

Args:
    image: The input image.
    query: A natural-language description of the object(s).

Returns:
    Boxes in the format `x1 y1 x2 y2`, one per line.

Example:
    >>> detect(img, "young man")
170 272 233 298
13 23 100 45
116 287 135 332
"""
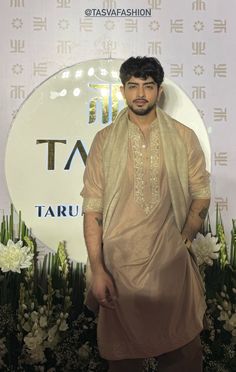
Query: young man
81 57 210 372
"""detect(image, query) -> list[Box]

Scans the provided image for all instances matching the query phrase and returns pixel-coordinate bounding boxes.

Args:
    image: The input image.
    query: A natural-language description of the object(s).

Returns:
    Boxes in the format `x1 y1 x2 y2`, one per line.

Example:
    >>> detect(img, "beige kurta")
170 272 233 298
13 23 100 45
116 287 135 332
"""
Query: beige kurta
81 117 209 360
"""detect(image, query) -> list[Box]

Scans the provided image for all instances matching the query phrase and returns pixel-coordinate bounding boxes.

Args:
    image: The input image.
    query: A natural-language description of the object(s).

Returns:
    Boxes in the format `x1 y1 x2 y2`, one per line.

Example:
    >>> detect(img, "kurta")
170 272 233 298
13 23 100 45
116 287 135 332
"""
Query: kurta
81 116 210 360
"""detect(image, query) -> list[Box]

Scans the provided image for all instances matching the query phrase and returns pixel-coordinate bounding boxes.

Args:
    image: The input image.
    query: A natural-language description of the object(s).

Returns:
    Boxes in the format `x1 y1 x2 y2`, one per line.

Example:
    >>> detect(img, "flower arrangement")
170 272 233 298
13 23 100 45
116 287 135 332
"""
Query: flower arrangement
0 205 88 371
0 205 236 371
199 211 236 372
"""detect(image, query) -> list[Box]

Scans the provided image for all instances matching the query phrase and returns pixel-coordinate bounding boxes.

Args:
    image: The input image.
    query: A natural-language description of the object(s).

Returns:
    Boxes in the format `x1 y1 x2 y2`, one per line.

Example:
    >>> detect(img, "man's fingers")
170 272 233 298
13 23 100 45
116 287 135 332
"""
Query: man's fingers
98 281 118 309
99 297 115 309
106 280 118 301
92 271 118 309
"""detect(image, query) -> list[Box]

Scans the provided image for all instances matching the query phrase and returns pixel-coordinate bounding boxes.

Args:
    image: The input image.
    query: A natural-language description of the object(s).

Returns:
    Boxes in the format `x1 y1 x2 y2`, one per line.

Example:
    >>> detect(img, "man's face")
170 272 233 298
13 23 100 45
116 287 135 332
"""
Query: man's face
120 76 161 116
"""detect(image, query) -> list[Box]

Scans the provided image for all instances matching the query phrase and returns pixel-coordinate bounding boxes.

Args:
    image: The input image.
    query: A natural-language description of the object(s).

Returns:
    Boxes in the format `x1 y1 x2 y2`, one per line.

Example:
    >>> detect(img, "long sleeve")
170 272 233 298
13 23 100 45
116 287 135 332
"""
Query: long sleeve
186 129 211 200
80 129 107 213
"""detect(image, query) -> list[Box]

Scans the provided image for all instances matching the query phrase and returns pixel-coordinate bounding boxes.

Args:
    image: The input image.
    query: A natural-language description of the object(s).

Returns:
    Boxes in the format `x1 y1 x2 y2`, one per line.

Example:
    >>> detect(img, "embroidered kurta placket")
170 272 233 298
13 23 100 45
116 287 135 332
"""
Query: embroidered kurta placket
128 119 160 215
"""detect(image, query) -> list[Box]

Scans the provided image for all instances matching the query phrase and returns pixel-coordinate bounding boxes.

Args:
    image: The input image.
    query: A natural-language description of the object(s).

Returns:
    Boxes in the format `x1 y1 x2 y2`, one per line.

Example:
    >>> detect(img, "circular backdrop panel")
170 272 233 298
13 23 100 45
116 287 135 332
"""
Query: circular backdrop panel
5 58 210 262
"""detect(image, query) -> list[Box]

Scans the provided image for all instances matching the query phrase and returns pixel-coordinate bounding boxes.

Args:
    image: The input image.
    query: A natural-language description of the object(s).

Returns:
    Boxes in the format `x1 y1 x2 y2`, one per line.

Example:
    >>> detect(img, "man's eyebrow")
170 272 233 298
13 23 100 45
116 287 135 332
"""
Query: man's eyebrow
143 82 155 86
126 81 156 86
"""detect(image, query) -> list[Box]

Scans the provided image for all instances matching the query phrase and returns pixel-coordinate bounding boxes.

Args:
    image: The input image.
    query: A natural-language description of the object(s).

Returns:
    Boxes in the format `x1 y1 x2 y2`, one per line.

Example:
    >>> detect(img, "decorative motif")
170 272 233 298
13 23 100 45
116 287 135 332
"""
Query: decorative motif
58 19 70 30
11 18 23 29
149 20 160 31
12 63 24 75
193 64 205 76
104 20 115 30
193 20 204 32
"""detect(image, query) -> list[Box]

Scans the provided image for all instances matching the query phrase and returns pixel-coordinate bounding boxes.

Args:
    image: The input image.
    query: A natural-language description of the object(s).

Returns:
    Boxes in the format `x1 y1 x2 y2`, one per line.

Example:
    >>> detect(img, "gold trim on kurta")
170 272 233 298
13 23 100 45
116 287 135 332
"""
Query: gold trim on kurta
191 185 211 199
82 197 103 213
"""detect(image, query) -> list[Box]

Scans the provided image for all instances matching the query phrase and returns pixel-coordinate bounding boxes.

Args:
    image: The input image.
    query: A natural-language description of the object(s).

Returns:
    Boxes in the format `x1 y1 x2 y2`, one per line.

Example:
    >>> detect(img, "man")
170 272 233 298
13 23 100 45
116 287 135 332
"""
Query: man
81 56 210 372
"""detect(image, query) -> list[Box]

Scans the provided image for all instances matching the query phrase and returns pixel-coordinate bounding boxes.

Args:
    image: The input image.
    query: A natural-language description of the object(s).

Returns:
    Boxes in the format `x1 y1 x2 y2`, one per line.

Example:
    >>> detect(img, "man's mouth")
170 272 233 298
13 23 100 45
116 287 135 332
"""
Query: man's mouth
134 99 148 105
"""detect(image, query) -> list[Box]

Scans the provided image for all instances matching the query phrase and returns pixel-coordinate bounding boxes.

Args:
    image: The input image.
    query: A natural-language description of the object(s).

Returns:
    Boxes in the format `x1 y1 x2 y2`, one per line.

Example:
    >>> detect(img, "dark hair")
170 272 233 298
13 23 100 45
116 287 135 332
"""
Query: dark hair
119 56 164 87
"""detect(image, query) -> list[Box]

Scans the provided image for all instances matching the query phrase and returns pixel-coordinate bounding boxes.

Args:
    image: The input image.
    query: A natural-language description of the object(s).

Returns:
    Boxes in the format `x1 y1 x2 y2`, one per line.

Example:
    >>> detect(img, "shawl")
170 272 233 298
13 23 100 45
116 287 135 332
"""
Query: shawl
102 107 191 235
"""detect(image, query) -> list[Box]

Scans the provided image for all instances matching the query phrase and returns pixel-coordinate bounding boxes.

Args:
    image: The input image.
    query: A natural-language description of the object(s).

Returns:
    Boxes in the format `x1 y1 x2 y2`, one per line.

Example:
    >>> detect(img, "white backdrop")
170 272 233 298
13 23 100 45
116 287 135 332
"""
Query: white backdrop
1 0 235 254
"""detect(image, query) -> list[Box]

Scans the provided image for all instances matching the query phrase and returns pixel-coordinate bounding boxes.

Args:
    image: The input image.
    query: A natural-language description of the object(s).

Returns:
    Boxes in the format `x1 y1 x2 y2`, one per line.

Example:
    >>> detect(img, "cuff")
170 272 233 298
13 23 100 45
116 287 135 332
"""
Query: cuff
82 197 103 213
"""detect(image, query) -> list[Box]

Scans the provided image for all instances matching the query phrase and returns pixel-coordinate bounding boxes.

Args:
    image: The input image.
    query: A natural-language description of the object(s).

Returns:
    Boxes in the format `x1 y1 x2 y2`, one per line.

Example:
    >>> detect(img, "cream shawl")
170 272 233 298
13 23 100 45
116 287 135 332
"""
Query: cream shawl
102 107 194 235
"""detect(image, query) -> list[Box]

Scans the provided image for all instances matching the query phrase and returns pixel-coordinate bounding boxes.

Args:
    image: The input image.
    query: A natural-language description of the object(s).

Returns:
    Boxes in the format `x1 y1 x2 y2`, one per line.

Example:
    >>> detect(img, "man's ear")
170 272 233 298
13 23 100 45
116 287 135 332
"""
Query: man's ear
157 86 163 102
120 85 125 99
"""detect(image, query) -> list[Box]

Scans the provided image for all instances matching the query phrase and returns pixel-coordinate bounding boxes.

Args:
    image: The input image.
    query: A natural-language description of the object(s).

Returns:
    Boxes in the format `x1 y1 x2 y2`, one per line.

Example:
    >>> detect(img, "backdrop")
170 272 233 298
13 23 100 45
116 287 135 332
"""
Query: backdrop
1 0 235 256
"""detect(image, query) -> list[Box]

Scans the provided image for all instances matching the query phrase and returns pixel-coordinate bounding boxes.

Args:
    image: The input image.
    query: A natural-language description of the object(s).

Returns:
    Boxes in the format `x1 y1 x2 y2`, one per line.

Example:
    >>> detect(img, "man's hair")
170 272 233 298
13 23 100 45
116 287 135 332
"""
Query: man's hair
119 56 164 87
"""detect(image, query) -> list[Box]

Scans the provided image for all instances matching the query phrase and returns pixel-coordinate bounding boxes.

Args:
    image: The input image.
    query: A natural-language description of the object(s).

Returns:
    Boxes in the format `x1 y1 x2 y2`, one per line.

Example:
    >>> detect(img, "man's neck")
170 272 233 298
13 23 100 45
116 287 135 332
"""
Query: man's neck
128 108 157 131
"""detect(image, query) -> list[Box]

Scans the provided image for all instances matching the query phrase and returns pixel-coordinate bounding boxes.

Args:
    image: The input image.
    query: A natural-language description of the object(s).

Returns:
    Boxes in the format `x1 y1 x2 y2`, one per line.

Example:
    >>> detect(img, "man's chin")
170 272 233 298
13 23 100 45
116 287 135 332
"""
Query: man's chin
133 110 149 116
129 106 154 116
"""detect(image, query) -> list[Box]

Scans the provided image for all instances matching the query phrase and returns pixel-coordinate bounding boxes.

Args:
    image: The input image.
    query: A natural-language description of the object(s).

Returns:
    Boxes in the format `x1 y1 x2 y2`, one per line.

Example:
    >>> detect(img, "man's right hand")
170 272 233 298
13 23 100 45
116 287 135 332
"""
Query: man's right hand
92 270 118 310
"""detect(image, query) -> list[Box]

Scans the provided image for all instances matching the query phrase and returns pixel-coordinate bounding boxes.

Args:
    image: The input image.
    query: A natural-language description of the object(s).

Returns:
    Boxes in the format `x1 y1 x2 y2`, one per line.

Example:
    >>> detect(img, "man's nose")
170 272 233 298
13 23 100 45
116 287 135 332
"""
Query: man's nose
137 86 145 97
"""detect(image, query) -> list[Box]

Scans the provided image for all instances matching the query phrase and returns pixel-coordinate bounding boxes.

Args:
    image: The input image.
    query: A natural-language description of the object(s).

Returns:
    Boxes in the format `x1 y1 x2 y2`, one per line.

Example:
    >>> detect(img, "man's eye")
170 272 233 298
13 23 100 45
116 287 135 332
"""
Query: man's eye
128 85 136 89
145 85 154 89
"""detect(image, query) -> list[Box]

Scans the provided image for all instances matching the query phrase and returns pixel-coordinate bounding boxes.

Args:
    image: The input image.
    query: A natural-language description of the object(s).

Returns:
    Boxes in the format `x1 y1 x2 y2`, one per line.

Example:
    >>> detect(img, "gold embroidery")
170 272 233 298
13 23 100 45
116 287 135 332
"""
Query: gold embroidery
129 121 160 215
190 171 211 199
191 186 211 199
82 198 103 213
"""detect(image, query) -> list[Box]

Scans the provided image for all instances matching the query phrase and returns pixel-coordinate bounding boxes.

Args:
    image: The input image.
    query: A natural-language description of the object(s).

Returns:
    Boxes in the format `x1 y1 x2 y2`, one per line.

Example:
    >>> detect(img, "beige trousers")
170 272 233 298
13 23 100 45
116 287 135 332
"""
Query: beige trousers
108 336 202 372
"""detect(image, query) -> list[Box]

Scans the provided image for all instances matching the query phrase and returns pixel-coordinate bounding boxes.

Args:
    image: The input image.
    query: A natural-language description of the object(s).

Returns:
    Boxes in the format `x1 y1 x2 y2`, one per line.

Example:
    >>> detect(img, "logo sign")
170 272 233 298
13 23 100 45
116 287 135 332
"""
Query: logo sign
5 58 210 262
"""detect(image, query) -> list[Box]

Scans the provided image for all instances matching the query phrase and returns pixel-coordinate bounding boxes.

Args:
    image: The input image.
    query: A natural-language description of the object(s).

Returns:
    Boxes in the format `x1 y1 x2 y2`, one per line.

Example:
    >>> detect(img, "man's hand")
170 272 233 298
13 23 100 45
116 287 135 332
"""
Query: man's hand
92 270 118 310
83 212 117 309
181 198 210 242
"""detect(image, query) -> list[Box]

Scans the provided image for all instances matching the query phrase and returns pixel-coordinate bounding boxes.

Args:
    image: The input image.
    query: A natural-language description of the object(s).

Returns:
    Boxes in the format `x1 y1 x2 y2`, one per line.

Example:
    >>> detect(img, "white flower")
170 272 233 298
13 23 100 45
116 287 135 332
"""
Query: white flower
191 233 220 266
26 345 46 364
47 325 60 347
223 313 236 336
31 311 39 322
218 310 229 321
48 325 58 342
0 240 33 273
23 321 32 332
59 319 68 331
24 333 43 350
39 315 48 328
